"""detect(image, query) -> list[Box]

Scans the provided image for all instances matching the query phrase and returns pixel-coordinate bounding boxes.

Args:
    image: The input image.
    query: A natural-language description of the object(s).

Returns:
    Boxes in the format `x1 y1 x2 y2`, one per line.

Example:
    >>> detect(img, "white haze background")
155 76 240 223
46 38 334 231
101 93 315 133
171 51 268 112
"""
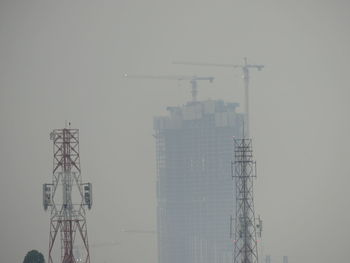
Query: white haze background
0 1 349 263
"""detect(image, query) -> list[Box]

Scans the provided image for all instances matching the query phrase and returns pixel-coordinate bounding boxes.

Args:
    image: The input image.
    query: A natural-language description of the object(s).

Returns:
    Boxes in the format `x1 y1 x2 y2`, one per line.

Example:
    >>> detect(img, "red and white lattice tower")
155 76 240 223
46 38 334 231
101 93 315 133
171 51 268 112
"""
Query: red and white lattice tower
43 127 92 263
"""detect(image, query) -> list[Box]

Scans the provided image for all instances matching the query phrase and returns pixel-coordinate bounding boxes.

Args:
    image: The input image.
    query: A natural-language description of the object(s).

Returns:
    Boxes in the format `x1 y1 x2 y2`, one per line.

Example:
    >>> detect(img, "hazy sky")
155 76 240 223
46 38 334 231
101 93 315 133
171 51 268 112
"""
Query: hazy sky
1 1 350 263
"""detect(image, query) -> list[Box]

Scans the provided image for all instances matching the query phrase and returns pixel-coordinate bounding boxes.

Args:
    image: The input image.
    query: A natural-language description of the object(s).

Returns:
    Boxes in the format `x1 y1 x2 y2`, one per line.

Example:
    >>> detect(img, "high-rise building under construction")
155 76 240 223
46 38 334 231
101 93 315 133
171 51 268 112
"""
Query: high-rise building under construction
154 100 243 263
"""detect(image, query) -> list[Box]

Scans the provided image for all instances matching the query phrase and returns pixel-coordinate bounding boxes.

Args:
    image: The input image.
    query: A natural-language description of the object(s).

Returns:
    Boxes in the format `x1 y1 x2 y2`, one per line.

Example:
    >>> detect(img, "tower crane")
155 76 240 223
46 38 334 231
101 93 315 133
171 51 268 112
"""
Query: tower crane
124 74 214 102
173 57 264 136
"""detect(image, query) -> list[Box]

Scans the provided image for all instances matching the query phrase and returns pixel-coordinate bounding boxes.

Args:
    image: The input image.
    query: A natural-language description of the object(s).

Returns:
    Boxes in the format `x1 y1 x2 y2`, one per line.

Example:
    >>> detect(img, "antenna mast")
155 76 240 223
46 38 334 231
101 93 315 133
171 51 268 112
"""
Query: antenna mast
232 136 259 263
43 127 93 263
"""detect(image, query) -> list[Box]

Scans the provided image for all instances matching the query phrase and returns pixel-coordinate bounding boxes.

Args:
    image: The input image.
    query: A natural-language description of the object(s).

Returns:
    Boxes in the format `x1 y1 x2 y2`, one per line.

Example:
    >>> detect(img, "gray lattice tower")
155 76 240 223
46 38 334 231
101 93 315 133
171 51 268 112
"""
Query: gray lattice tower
232 137 258 263
43 128 92 263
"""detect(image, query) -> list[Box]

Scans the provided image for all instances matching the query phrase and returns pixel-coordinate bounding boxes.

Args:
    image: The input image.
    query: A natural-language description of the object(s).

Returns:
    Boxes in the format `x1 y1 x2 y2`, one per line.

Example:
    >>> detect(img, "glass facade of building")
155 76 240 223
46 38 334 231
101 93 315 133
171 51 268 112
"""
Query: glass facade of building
154 100 243 263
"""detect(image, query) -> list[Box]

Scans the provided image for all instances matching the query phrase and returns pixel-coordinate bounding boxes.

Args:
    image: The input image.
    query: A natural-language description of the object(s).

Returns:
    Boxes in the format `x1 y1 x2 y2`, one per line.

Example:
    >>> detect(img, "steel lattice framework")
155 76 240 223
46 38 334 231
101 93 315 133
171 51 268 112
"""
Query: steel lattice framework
43 128 92 263
232 138 258 263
